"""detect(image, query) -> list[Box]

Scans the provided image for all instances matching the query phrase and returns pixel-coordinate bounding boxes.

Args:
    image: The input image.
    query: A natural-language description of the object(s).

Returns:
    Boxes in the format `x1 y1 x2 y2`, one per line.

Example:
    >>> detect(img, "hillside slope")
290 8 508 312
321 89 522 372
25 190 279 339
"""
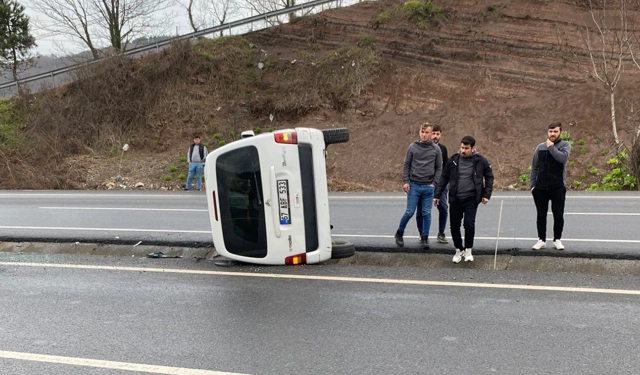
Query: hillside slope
3 0 640 191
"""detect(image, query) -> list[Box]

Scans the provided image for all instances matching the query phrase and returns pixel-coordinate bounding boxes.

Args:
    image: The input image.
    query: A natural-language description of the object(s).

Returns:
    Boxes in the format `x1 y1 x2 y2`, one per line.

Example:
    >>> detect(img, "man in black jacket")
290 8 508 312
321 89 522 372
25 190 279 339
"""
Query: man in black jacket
434 136 493 263
529 122 571 251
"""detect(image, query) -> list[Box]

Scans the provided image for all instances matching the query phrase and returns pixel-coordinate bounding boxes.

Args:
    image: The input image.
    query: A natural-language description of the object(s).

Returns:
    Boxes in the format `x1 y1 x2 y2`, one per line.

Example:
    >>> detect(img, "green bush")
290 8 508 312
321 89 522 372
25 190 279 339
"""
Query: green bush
600 150 607 156
573 181 582 188
599 151 637 191
580 148 586 155
178 156 187 163
219 140 226 147
569 161 575 167
164 175 173 181
594 139 601 145
561 131 571 141
254 127 262 134
358 35 377 49
401 0 446 28
169 166 178 173
213 133 222 140
589 167 599 176
178 173 186 181
577 139 585 146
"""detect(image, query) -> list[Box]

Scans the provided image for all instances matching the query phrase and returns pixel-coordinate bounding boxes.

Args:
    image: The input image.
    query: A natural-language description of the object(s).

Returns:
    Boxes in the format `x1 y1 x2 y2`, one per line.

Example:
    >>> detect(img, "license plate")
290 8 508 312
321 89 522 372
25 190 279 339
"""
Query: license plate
277 179 291 224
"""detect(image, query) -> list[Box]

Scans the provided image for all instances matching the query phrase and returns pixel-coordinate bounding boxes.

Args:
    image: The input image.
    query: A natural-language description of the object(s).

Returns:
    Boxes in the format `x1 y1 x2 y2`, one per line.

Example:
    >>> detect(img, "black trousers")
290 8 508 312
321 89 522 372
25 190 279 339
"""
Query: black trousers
449 196 479 250
532 187 566 241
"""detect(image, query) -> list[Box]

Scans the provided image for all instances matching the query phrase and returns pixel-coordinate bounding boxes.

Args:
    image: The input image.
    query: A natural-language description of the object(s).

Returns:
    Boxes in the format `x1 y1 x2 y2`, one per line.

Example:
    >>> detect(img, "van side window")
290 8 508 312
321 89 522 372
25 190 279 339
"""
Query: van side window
216 146 267 258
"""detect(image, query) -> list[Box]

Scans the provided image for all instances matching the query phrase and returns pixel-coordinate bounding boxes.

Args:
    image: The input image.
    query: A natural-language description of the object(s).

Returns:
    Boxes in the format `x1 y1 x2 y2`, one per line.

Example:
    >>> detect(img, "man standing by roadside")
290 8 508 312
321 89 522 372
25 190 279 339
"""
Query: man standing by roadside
185 134 208 191
416 124 449 245
434 136 493 263
394 123 442 249
529 122 571 250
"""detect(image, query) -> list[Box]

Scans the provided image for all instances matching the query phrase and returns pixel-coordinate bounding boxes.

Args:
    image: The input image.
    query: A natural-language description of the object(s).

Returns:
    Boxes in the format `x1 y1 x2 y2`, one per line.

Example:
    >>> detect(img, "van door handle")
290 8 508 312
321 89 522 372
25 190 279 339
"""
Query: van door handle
295 193 300 207
269 166 282 238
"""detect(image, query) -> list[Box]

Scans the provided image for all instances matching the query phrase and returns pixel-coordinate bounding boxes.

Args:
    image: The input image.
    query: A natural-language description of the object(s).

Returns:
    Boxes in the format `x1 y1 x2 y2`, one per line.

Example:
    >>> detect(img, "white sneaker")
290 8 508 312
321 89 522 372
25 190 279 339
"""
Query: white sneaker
452 249 464 263
464 248 474 262
553 239 565 250
532 239 546 250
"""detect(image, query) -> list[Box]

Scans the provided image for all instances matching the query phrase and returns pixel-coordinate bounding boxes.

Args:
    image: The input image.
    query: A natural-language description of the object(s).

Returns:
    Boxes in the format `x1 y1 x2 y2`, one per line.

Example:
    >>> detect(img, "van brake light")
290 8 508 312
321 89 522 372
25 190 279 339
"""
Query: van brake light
285 253 306 265
274 131 297 144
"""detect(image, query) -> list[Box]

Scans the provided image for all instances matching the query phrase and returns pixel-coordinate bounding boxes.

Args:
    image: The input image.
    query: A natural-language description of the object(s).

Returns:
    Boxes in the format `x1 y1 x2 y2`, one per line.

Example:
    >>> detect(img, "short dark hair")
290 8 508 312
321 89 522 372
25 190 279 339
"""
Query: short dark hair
432 124 442 132
193 133 201 139
461 136 476 147
548 122 562 130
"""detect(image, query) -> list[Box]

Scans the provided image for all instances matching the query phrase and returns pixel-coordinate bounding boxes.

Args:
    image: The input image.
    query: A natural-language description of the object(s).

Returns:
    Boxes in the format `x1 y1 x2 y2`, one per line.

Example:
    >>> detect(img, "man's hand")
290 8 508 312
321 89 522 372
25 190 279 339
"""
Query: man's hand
482 198 489 205
403 183 410 193
546 139 554 148
531 187 535 192
433 198 440 206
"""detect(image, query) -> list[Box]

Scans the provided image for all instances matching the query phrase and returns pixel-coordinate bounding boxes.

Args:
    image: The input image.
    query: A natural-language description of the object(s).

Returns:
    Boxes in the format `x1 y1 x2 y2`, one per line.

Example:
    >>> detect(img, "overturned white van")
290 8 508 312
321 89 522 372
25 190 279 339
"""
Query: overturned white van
204 127 353 265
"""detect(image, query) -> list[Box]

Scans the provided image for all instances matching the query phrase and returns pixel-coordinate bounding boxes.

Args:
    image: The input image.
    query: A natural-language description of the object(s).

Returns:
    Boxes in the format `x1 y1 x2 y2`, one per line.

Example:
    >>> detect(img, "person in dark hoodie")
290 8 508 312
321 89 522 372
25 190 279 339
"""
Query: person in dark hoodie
529 122 571 251
434 136 493 263
394 123 443 249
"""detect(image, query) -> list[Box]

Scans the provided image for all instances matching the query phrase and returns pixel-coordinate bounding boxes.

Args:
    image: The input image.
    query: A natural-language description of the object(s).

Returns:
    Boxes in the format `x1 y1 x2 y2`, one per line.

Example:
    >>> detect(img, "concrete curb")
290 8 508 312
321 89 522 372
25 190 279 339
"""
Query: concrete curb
2 241 640 276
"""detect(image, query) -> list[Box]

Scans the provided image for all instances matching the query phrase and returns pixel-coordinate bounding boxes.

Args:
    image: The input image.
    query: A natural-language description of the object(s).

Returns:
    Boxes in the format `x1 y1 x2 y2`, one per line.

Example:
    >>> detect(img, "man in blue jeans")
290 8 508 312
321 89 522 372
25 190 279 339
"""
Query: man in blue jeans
394 123 443 249
185 134 208 191
416 124 449 245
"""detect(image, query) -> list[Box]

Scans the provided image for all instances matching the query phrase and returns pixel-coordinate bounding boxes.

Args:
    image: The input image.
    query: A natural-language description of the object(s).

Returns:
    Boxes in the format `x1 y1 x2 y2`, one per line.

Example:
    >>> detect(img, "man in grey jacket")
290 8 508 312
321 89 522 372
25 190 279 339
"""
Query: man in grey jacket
529 122 571 250
394 123 442 249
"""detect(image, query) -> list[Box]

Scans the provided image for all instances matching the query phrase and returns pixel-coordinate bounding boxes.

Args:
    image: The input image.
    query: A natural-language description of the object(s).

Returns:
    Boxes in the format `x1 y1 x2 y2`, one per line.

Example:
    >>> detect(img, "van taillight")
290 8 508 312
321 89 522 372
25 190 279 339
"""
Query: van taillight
274 131 297 144
285 253 306 265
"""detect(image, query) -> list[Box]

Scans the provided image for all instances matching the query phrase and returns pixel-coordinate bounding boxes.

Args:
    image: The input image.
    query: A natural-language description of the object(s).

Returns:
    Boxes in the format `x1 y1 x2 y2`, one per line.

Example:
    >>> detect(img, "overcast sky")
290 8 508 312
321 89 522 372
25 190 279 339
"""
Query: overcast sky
24 4 193 57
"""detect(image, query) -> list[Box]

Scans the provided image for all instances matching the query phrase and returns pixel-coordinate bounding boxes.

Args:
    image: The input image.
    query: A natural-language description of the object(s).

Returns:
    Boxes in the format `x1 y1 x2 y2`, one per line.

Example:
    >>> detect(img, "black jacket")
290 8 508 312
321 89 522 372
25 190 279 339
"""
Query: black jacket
434 152 494 205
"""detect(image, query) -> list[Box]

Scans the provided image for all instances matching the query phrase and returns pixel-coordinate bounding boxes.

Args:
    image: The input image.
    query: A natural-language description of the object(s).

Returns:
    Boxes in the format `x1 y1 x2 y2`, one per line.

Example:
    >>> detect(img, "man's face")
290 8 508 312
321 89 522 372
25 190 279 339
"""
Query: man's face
194 137 201 144
460 143 474 157
419 127 432 142
547 127 561 142
432 130 441 144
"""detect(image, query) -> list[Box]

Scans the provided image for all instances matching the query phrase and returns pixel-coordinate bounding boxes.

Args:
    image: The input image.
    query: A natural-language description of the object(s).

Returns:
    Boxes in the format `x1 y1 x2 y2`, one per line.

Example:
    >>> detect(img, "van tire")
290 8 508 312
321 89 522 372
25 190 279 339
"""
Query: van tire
322 128 349 145
331 240 355 259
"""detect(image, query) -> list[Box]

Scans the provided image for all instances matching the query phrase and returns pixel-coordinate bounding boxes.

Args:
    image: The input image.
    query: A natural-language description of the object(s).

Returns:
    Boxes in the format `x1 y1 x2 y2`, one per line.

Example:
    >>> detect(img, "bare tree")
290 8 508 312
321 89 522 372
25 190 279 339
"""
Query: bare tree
582 0 631 145
26 0 173 58
177 0 239 34
27 0 102 59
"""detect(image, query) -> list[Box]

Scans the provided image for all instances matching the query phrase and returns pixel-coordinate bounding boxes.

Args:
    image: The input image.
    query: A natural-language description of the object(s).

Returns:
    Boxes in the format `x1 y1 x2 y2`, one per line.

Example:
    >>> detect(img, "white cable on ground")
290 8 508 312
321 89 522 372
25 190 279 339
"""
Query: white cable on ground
494 200 504 270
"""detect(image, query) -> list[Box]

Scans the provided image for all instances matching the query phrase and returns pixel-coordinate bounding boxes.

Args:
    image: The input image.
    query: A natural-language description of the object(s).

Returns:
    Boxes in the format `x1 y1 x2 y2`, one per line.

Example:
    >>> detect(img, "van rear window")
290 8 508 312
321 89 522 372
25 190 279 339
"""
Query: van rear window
216 146 267 258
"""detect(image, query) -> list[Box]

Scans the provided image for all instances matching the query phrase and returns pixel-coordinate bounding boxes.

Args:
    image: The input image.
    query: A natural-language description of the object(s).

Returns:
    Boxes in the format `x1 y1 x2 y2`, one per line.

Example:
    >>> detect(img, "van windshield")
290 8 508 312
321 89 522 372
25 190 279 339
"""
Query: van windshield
216 146 267 258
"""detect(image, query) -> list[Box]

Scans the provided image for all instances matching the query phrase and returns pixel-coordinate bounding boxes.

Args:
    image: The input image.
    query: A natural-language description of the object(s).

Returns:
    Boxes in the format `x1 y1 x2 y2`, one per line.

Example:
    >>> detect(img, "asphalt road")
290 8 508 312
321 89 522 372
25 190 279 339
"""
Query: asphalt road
1 254 640 375
0 191 639 257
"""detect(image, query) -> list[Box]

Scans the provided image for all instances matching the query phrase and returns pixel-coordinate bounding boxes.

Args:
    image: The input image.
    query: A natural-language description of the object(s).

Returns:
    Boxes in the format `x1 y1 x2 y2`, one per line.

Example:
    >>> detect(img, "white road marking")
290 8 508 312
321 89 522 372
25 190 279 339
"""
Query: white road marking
1 262 640 295
331 234 640 244
0 226 210 234
0 193 202 198
0 226 638 244
39 207 207 212
328 195 640 199
0 350 248 375
562 212 640 216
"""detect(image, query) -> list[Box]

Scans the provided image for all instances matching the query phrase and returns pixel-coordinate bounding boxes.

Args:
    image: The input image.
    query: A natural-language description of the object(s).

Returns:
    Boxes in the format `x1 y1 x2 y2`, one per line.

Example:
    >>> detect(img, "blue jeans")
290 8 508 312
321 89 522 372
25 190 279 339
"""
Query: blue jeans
398 182 434 236
417 187 448 236
186 163 204 190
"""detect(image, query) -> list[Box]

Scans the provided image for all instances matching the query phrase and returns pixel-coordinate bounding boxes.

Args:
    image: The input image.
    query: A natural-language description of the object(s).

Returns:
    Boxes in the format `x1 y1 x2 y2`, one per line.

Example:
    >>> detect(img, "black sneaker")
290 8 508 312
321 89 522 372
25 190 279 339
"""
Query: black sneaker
437 234 449 244
394 230 404 247
420 236 430 249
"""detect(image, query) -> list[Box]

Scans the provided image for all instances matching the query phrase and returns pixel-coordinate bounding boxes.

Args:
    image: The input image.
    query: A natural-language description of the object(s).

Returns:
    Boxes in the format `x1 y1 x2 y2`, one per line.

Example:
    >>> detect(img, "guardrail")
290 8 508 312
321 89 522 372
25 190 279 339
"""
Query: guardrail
0 0 347 94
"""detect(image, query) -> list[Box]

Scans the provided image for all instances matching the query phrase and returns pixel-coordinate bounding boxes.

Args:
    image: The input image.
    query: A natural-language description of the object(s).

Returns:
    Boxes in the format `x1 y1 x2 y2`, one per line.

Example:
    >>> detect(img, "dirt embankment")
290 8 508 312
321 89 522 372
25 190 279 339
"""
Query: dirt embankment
2 0 640 191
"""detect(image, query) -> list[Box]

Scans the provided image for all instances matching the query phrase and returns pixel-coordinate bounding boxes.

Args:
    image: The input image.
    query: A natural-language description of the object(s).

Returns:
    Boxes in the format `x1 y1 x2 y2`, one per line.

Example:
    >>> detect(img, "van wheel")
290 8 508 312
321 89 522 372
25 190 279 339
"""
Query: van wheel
322 128 349 145
331 240 355 259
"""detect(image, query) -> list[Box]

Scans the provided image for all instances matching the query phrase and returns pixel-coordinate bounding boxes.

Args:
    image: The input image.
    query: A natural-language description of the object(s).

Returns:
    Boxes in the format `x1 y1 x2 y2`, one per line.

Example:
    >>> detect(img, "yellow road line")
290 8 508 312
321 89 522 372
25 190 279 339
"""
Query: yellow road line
2 262 639 295
0 350 248 375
